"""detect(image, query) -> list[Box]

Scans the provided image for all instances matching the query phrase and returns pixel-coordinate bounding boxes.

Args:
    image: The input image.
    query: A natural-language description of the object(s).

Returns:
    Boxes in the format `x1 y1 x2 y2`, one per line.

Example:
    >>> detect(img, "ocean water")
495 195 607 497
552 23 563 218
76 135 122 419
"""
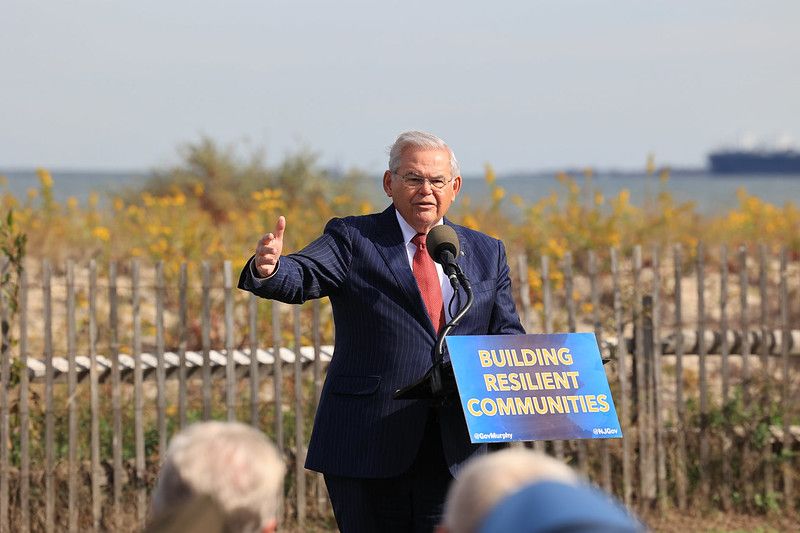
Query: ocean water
457 171 800 215
2 168 799 215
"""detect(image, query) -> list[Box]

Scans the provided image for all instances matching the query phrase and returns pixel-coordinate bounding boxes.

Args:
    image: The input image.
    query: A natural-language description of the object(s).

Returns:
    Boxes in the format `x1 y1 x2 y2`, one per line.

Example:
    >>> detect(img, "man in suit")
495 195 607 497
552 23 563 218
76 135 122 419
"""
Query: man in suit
239 130 525 533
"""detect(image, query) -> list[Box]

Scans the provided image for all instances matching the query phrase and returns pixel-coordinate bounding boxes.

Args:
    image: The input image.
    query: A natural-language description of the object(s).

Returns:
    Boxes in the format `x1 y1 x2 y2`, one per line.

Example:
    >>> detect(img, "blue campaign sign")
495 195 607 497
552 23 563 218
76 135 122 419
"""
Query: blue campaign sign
445 333 622 443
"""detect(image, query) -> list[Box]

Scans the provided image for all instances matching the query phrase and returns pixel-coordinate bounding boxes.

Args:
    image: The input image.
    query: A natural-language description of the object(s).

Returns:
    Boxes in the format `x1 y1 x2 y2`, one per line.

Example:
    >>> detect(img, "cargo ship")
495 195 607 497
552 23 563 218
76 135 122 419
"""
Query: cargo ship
709 149 800 174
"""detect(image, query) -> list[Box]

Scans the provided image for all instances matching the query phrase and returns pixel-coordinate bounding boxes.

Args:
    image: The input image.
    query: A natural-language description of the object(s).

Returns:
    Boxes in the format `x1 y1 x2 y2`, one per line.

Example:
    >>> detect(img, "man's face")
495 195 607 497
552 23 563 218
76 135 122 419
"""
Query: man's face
383 147 462 234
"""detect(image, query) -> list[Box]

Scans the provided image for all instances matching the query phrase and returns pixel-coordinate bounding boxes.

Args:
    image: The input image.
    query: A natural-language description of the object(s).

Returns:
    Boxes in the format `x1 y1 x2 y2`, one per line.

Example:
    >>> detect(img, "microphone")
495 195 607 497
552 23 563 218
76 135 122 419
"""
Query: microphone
426 225 460 287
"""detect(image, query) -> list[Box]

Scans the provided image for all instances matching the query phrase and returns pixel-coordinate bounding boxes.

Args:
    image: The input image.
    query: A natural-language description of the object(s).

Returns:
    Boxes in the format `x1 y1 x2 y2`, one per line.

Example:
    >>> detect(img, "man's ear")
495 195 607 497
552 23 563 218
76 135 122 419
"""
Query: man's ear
383 170 394 197
451 174 462 196
262 517 278 533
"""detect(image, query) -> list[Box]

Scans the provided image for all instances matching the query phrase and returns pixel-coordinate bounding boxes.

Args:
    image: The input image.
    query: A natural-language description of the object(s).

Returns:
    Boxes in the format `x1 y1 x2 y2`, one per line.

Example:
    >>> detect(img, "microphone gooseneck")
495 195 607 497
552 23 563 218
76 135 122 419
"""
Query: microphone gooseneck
426 226 474 367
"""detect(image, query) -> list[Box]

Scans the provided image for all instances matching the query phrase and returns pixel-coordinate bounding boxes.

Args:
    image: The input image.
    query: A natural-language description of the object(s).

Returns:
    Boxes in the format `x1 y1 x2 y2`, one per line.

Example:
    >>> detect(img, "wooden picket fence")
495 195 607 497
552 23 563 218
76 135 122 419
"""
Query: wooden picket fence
0 244 798 532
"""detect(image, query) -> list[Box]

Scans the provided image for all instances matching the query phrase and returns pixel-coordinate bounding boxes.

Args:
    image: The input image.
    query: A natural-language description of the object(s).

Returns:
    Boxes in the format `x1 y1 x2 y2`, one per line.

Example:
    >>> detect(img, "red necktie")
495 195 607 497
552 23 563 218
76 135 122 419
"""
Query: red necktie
412 233 445 332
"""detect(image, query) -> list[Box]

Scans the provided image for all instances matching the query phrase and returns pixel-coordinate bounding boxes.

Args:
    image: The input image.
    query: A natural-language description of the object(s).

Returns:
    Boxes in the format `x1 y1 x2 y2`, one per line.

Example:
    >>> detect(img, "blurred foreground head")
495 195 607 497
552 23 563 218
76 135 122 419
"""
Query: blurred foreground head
439 448 643 533
148 421 286 533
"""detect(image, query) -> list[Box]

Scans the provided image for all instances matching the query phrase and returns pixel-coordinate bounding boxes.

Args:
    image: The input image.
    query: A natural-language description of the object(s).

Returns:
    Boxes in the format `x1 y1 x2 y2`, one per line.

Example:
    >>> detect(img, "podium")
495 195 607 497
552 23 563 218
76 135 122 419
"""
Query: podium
436 333 622 443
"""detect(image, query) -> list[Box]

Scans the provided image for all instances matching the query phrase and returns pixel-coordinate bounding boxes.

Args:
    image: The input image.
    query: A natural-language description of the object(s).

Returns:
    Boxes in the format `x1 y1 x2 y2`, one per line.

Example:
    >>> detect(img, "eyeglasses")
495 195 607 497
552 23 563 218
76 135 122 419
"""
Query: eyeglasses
392 172 452 190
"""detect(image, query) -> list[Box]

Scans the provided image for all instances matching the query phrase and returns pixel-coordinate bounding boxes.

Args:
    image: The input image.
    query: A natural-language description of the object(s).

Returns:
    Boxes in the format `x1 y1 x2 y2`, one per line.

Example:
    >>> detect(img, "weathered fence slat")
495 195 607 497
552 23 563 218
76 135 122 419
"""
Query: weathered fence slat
779 248 793 508
89 261 102 531
517 253 532 331
719 246 732 510
312 299 327 513
273 300 284 454
541 255 553 335
224 261 236 421
0 259 8 533
156 261 167 456
293 305 307 526
632 246 651 506
738 246 754 508
739 247 751 401
758 244 773 495
720 245 730 404
312 299 323 410
272 299 285 527
109 262 123 528
249 294 259 426
673 246 687 510
178 263 188 429
651 247 667 511
697 243 710 500
202 262 212 420
132 261 146 526
589 251 612 492
19 269 30 533
67 261 79 532
611 248 632 508
43 261 55 533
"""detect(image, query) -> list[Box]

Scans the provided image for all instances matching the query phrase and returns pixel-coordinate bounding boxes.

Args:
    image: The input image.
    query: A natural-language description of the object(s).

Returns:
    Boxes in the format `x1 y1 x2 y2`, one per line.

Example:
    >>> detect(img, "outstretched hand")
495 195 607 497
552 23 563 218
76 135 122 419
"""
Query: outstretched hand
254 216 285 278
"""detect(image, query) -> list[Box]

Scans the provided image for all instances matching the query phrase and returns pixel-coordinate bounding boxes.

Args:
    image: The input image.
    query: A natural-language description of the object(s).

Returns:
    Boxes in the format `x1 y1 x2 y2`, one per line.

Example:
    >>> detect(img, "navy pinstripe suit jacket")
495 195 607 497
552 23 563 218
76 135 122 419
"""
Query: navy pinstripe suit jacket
238 205 525 478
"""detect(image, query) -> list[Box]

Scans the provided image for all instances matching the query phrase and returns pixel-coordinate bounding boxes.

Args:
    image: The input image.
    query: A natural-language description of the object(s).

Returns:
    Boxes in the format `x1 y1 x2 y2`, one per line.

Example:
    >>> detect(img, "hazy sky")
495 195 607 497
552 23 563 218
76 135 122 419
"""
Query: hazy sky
3 1 799 175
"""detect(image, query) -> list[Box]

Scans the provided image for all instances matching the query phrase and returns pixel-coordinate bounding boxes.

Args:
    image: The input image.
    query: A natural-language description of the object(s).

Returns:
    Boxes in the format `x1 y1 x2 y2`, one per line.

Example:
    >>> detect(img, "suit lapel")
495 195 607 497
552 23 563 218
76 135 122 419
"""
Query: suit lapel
373 206 438 340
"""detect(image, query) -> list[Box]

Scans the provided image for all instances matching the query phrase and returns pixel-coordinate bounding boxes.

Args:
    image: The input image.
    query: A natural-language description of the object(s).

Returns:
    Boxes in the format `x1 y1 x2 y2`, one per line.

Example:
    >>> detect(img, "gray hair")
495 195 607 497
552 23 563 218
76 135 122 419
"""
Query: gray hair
150 421 286 533
442 449 578 533
388 130 460 177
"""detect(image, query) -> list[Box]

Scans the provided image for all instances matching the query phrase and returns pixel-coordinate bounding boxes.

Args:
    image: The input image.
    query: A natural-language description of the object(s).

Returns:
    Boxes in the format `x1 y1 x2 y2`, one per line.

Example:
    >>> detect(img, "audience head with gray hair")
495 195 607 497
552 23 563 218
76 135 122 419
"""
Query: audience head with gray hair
148 421 286 533
437 448 644 533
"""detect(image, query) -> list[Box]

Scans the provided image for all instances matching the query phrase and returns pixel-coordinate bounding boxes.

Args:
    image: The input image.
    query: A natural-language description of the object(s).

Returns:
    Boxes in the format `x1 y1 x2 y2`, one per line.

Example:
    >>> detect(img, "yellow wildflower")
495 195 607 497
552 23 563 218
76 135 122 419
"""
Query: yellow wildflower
491 186 506 203
594 192 604 206
92 227 111 242
36 168 54 188
484 164 496 185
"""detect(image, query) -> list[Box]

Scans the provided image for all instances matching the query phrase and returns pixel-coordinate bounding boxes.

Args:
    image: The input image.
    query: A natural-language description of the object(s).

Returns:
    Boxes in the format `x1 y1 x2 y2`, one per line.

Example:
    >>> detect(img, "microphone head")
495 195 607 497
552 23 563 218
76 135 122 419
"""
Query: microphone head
426 225 460 264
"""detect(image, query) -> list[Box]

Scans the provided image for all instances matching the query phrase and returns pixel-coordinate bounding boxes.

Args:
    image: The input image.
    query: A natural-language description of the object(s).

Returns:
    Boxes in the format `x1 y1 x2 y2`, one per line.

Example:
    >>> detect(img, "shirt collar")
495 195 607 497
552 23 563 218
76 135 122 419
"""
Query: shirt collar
394 210 443 244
